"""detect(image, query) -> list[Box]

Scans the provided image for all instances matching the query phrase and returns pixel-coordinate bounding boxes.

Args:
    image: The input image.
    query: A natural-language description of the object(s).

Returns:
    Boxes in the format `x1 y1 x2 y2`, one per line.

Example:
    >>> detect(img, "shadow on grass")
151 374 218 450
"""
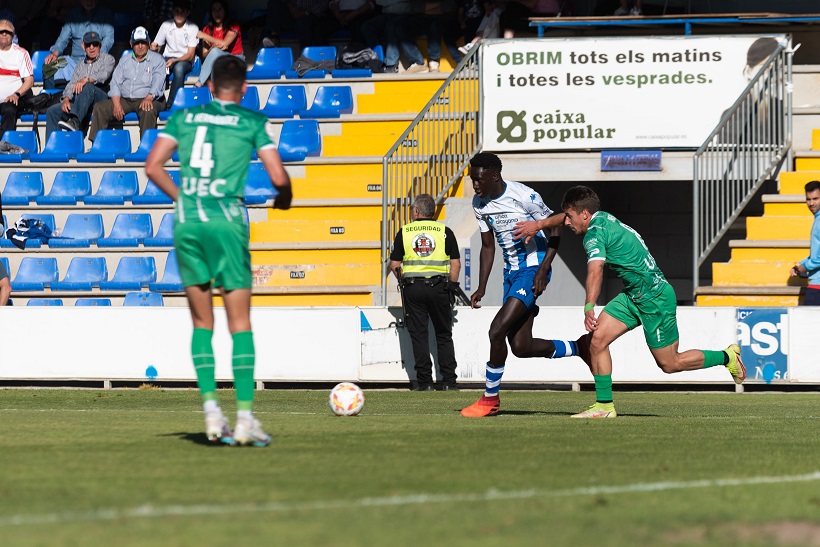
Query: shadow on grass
160 432 230 446
453 409 662 417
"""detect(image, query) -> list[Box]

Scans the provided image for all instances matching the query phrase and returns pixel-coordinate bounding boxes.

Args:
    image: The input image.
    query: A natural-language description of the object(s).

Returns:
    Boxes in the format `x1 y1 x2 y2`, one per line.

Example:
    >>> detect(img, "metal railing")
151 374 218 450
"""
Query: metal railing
379 47 482 305
692 39 793 289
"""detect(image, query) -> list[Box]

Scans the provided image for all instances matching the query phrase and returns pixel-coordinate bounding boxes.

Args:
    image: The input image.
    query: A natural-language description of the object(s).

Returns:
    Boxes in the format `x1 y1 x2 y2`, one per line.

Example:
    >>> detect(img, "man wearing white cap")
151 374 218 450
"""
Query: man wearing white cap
89 26 166 142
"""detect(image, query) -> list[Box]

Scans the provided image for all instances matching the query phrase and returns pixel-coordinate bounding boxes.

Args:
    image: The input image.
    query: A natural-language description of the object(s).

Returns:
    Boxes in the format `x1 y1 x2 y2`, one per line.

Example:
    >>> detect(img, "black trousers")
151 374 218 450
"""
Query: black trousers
404 278 457 386
804 287 820 306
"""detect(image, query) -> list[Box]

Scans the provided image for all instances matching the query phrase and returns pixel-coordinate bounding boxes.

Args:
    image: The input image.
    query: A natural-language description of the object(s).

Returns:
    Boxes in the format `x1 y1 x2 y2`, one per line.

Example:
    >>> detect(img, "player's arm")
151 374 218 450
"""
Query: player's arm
471 231 495 309
532 226 560 295
144 135 179 201
513 213 565 244
257 147 292 210
584 260 605 332
0 276 10 306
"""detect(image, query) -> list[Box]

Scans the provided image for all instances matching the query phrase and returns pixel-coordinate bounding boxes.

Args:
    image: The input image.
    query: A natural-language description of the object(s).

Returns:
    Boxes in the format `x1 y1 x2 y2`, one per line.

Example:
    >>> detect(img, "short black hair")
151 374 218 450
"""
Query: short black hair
172 0 191 9
806 180 820 194
470 152 502 173
561 185 600 214
212 55 246 94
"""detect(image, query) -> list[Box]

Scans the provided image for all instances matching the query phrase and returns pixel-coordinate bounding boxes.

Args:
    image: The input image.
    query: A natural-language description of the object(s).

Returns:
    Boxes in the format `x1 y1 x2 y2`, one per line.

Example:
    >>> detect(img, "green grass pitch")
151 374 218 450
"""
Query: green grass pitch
2 388 820 546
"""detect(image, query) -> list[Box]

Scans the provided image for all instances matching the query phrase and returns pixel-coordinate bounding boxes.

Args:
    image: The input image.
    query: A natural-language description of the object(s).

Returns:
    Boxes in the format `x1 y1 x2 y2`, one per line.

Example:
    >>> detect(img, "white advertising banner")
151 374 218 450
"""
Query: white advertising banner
481 35 787 151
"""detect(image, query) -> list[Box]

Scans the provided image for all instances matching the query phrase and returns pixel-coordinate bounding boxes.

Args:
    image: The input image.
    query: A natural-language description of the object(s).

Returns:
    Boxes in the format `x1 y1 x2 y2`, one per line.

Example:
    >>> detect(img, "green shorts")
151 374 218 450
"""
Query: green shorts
174 221 252 291
603 283 679 349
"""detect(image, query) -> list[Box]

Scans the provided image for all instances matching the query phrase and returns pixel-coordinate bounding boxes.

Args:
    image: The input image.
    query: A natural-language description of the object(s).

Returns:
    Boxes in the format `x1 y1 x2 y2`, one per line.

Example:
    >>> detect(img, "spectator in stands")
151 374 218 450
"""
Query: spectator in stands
0 19 34 137
266 0 340 50
143 0 175 38
614 0 641 16
791 180 820 306
501 0 561 38
329 0 374 44
457 0 483 49
360 0 414 71
0 257 10 306
457 0 500 55
42 0 114 90
383 0 457 74
150 0 198 108
7 0 50 54
88 26 166 142
45 30 114 140
194 0 243 87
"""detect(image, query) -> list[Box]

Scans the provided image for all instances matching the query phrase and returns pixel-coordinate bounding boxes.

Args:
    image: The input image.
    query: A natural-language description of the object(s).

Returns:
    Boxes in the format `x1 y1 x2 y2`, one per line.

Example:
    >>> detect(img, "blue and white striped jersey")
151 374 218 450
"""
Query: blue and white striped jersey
472 180 553 271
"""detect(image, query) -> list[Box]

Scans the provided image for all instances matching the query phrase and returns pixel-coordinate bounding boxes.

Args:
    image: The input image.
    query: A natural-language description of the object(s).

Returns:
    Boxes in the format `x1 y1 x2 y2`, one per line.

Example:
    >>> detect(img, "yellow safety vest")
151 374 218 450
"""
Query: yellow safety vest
401 220 450 278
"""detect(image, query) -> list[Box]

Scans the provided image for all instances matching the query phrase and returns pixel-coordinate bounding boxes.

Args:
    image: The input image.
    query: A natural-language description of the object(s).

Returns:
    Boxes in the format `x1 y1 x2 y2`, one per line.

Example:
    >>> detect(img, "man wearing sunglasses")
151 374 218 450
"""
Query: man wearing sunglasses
0 19 33 137
45 31 115 140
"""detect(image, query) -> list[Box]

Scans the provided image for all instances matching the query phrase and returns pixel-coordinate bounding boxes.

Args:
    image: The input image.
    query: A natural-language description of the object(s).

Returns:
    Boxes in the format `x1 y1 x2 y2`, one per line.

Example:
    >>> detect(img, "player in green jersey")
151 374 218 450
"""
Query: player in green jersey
514 186 745 418
145 55 292 445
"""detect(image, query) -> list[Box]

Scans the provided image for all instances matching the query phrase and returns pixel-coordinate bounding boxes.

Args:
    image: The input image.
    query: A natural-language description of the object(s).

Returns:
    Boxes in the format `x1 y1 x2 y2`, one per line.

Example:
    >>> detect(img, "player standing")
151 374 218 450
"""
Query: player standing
145 55 292 445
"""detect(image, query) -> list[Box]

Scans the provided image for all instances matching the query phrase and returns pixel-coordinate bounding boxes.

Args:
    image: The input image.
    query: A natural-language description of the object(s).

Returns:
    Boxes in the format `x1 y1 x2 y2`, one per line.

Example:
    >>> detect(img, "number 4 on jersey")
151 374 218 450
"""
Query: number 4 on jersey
191 126 214 177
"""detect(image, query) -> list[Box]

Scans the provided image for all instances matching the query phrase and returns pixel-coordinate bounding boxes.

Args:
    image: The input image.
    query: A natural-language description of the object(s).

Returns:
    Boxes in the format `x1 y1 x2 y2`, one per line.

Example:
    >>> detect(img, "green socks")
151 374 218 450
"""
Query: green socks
594 374 613 404
702 349 729 369
232 331 256 412
192 328 217 402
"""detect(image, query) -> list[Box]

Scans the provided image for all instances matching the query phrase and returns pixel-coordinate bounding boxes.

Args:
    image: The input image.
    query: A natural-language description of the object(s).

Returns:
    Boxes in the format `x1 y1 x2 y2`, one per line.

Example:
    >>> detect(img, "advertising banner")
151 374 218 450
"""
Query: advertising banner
736 308 789 382
482 35 786 151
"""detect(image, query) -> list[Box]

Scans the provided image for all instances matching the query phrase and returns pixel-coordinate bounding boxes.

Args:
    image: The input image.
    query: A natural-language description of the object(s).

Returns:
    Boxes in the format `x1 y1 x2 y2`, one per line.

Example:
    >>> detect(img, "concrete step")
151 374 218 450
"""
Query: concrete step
250 219 380 244
250 248 381 287
779 170 820 194
762 201 812 215
745 215 813 239
695 286 802 307
711 261 807 286
356 80 445 115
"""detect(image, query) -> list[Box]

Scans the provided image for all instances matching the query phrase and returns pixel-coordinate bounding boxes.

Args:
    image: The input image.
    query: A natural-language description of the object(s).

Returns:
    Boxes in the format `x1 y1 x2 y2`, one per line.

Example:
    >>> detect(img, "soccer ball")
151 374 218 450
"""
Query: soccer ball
328 382 365 416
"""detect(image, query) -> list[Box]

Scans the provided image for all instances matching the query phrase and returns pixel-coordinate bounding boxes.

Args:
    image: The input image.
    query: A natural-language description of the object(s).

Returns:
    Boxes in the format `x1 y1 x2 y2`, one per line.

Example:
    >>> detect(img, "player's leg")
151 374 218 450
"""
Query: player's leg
404 282 435 390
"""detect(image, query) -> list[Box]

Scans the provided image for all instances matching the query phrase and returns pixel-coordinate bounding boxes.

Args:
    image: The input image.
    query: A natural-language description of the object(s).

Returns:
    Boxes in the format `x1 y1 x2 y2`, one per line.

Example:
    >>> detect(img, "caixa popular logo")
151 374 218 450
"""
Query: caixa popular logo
737 308 788 383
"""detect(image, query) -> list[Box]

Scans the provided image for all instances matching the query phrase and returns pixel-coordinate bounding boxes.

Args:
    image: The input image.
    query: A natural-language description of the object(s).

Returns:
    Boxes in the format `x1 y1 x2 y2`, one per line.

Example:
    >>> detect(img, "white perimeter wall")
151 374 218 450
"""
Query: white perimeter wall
0 306 818 384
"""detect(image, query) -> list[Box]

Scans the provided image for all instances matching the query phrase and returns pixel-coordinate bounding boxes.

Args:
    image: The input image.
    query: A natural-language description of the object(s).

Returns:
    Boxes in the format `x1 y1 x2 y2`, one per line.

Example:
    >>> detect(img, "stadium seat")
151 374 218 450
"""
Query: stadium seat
11 257 59 291
77 130 132 163
97 213 153 247
247 47 293 80
51 257 108 291
0 130 37 160
285 46 336 79
159 87 212 121
240 86 261 111
75 298 112 306
20 213 55 234
244 163 274 205
84 171 140 205
331 67 372 78
132 171 178 205
36 171 92 205
99 257 157 291
277 119 321 161
261 85 307 118
300 86 353 118
123 129 160 162
149 249 184 292
123 291 164 306
47 213 105 248
29 131 84 162
1 172 44 205
0 257 9 275
168 56 201 82
143 212 174 247
31 50 51 84
27 299 64 306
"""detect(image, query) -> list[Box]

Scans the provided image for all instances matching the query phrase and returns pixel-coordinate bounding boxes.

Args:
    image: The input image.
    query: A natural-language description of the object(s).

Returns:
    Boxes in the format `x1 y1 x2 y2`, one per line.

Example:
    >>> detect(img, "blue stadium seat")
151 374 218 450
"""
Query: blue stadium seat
0 130 37 160
285 46 336 79
132 170 178 205
240 86 261 111
98 213 153 247
149 249 184 292
31 50 51 84
36 171 92 205
51 257 108 291
27 299 64 306
300 86 353 118
75 298 112 306
20 213 55 233
11 257 59 291
159 87 212 121
77 130 132 163
99 257 157 291
123 291 164 306
47 213 105 248
29 131 84 162
261 85 307 118
143 212 174 247
123 129 160 162
85 171 140 205
247 47 293 80
168 56 201 82
332 68 372 78
0 256 9 275
1 172 44 205
244 163 274 205
278 119 321 161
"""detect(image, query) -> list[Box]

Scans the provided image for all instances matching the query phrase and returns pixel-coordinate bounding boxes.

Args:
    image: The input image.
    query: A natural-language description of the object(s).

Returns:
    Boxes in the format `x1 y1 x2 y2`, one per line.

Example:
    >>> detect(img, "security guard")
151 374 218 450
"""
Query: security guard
389 194 461 391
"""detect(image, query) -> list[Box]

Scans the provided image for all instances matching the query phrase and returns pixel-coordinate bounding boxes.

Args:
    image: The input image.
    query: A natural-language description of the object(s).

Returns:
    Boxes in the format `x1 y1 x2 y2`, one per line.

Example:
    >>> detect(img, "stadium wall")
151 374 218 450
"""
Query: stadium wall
0 306 816 384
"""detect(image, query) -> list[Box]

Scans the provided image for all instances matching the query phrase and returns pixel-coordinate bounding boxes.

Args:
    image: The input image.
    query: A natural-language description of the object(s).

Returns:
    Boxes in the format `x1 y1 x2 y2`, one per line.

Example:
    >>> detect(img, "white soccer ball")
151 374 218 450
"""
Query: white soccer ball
328 382 365 416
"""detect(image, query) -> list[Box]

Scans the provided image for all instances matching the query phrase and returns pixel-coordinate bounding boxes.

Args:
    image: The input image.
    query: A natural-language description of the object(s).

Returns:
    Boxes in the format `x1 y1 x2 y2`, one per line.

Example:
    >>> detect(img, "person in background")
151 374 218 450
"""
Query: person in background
457 0 500 55
194 0 243 87
0 19 34 137
151 0 198 108
329 0 374 44
143 0 175 38
790 180 820 306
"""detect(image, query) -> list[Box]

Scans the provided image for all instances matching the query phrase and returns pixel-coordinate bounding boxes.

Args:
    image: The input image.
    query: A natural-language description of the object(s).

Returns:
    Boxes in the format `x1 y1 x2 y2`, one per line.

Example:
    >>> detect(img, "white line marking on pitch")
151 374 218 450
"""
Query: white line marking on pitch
1 471 818 527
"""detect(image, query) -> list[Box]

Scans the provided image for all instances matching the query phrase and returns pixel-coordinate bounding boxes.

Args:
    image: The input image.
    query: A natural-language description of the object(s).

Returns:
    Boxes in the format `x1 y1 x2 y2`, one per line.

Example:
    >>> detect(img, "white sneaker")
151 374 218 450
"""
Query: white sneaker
404 63 428 74
205 411 233 443
428 60 440 72
613 6 629 15
232 417 271 447
629 6 642 15
458 43 474 56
